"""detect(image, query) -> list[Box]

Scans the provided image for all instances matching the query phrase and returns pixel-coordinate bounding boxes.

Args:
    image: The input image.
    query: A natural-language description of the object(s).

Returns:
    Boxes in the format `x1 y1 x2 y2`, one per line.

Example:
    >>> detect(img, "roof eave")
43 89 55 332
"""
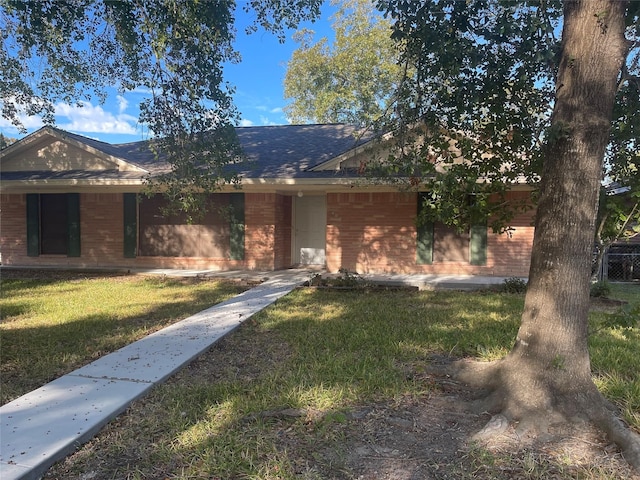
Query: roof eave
1 126 150 174
0 178 146 194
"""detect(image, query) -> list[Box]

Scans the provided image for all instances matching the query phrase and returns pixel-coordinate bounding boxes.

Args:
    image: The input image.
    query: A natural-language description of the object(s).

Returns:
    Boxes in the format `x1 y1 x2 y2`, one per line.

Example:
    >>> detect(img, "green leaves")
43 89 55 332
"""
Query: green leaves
284 0 403 126
365 0 640 234
2 0 240 219
363 1 561 229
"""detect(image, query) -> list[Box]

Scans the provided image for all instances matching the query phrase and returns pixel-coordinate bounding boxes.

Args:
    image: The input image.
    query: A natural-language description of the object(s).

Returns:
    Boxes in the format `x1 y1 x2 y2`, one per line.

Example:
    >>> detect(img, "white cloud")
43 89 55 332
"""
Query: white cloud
238 118 254 127
270 107 283 114
0 97 45 133
55 101 139 135
128 86 153 95
0 113 44 133
116 95 129 114
260 116 279 126
0 98 140 137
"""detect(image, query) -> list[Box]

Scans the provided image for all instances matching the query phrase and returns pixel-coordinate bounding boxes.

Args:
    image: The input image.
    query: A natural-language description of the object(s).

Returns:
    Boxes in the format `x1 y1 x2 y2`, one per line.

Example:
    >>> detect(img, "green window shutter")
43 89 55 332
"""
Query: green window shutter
229 193 245 261
416 192 433 264
123 193 138 258
67 193 81 257
26 194 40 257
470 224 487 266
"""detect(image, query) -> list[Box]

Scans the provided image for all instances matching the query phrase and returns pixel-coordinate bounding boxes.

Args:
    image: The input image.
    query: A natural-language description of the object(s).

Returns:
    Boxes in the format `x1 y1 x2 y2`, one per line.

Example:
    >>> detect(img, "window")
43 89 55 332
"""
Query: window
40 194 68 254
27 193 80 257
137 193 244 259
416 193 487 265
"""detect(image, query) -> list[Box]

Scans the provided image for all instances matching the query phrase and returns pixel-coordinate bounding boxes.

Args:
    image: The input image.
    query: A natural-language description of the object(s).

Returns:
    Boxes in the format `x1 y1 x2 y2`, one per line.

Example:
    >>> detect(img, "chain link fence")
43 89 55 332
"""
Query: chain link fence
597 250 640 282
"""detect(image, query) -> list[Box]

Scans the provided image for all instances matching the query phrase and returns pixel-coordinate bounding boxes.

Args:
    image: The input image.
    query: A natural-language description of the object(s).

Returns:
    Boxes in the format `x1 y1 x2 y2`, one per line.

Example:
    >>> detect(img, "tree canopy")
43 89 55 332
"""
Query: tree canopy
283 0 402 126
0 0 321 218
370 0 638 232
283 1 639 233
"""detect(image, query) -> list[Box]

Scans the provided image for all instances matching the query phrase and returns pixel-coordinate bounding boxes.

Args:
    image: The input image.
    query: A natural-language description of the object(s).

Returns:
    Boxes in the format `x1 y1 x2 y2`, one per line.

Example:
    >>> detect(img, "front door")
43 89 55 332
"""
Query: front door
294 195 326 266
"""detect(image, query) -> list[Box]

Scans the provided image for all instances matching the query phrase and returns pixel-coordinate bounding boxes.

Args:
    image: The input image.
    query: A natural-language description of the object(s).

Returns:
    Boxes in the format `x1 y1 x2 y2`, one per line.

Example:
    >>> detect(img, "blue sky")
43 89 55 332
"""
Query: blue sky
0 2 337 145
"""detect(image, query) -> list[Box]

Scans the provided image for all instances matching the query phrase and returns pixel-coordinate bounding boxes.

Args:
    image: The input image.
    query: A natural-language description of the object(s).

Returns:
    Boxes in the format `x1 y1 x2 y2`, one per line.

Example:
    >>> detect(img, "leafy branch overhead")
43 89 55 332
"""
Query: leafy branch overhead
283 1 638 233
0 0 320 218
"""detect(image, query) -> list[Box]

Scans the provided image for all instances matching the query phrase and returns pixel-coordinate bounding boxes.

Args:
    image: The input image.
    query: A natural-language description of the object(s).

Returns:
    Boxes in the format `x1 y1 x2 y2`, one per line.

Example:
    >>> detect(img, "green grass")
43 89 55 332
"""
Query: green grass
589 283 640 429
0 273 246 404
2 274 637 479
605 282 639 303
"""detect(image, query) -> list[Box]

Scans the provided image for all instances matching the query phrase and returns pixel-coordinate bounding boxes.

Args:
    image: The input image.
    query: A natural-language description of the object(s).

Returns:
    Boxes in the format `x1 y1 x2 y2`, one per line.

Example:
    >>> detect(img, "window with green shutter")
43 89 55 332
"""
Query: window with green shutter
26 193 81 257
470 224 488 265
416 192 433 264
229 193 245 260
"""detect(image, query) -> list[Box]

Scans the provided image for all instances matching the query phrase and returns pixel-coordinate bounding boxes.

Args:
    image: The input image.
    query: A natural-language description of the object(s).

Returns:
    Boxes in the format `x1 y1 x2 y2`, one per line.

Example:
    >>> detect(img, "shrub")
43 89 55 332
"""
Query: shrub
590 280 611 298
332 268 365 287
502 277 527 294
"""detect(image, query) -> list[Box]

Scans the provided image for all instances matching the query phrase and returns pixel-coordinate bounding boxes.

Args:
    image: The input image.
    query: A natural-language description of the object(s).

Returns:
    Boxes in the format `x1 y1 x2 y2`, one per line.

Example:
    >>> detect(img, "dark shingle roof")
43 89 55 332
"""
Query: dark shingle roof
1 124 374 183
0 170 144 181
74 124 371 178
234 124 369 177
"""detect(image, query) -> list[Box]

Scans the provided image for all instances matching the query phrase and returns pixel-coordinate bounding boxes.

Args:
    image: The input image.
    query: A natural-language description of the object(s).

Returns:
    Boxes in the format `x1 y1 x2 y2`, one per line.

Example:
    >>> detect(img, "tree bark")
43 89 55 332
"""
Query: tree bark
453 0 640 469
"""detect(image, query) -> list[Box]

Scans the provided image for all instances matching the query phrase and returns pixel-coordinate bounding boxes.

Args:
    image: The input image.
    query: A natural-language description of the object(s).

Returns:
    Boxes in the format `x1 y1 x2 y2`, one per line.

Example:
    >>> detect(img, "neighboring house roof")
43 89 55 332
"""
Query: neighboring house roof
0 124 375 189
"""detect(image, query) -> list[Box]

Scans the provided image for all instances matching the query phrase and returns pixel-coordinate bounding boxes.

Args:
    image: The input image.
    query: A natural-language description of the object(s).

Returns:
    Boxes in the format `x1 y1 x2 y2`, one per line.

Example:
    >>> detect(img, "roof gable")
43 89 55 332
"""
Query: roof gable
0 127 147 174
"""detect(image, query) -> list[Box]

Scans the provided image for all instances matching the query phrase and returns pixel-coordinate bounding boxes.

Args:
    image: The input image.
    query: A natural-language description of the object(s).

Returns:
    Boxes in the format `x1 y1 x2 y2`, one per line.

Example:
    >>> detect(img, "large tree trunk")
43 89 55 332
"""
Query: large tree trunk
452 0 640 469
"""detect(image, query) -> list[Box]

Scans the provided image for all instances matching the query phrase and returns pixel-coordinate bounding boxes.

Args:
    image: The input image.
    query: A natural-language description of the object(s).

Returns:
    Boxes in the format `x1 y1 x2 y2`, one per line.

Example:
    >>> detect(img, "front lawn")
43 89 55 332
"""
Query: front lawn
7 276 631 480
0 270 246 404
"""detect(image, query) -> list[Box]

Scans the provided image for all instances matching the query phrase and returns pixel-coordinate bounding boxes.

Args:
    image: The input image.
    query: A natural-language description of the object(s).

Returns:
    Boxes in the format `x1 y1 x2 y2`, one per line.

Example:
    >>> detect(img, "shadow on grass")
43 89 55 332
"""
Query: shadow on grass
0 273 246 404
58 288 524 478
42 287 639 479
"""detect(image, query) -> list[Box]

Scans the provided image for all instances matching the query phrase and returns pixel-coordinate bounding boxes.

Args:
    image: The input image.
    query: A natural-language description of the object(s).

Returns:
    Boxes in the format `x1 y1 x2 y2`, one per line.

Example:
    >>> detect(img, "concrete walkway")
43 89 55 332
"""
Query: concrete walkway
0 271 310 480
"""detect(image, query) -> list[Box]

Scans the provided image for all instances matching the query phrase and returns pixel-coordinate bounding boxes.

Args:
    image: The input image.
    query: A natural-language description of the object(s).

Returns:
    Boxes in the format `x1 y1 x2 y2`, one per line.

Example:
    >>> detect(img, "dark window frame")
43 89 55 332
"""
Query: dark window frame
26 193 80 257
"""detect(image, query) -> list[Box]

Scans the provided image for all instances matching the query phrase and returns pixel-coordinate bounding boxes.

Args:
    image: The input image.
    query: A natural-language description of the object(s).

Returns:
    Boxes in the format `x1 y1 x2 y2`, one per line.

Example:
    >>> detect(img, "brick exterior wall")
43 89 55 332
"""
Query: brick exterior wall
244 193 277 270
0 192 280 271
1 190 534 276
0 194 27 265
273 194 292 269
326 191 534 276
326 192 417 273
0 193 125 268
487 191 536 278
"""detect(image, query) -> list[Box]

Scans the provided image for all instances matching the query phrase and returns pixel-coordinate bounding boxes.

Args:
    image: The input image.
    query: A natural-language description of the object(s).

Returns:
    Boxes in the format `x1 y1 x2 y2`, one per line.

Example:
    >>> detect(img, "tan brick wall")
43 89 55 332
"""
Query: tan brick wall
487 191 535 277
244 193 277 270
81 193 124 266
2 190 534 276
0 194 27 265
327 191 534 276
0 193 126 268
273 194 292 269
327 192 417 273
